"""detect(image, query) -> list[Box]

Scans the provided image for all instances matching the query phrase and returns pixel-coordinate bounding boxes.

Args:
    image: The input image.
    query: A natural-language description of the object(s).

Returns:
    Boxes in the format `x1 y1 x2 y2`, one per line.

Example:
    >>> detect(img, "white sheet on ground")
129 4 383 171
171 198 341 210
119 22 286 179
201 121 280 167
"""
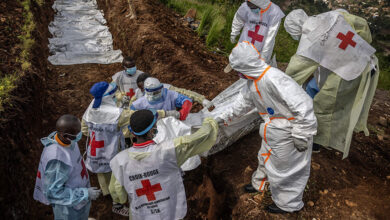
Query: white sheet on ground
48 0 123 65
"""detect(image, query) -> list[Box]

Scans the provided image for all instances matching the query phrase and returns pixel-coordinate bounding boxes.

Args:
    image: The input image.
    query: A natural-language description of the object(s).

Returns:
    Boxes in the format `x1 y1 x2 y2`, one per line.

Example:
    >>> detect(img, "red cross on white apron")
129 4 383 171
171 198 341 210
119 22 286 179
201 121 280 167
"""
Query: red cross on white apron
248 25 264 45
89 131 104 156
126 88 135 98
336 31 356 50
136 179 162 201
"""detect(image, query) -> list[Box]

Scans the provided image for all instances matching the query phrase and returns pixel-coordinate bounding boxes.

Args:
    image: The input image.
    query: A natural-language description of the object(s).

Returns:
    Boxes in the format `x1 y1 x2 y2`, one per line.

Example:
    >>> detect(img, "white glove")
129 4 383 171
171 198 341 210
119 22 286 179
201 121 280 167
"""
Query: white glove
230 35 237 44
293 137 309 152
166 110 180 119
202 99 213 109
88 187 102 200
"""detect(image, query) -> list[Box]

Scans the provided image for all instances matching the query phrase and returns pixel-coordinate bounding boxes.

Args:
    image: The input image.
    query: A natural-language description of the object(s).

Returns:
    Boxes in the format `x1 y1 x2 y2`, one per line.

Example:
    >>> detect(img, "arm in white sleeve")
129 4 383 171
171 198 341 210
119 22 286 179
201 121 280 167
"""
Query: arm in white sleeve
260 20 281 63
269 75 317 141
215 86 255 123
231 12 245 37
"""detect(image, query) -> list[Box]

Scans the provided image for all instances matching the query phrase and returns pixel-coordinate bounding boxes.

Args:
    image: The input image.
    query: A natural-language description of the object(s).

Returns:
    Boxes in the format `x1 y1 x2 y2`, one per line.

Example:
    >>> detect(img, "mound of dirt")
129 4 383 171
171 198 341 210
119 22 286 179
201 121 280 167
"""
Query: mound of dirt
2 0 390 219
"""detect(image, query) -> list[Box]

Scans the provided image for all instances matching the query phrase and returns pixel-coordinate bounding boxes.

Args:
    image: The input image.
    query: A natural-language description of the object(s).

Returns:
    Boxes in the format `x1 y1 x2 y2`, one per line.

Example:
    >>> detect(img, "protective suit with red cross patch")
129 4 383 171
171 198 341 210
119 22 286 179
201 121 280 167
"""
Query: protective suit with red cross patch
216 42 317 212
112 68 143 108
284 9 379 158
230 0 285 65
33 131 91 219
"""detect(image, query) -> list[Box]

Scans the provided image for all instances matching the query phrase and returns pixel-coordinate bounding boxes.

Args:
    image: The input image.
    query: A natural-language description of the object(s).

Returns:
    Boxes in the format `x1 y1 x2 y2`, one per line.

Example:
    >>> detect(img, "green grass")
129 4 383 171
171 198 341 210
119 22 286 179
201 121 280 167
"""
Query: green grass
163 0 239 52
0 0 38 110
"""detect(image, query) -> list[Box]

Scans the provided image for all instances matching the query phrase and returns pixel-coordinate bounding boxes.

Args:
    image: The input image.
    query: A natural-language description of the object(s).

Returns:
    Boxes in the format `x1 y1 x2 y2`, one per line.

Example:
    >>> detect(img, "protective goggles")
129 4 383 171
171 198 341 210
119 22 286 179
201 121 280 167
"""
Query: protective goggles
128 109 159 136
144 84 164 93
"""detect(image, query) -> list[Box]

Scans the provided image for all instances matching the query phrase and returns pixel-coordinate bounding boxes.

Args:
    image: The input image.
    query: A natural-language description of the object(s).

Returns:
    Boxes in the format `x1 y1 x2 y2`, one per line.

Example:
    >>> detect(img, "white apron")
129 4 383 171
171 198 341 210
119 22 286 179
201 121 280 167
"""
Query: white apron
33 135 89 210
110 141 187 220
297 11 376 81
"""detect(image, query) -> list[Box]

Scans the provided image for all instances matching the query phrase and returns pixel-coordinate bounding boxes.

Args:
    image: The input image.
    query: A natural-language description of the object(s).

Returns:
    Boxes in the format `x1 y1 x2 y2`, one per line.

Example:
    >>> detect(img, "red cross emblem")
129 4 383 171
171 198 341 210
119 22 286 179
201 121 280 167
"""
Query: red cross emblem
80 160 88 179
37 171 41 179
248 25 264 45
136 179 162 201
89 132 104 156
126 88 135 98
336 31 356 50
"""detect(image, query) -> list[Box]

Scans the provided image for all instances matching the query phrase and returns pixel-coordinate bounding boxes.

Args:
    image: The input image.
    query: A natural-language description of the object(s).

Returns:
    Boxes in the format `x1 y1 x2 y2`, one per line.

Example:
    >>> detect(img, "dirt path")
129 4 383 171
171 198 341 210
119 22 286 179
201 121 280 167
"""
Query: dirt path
4 0 390 219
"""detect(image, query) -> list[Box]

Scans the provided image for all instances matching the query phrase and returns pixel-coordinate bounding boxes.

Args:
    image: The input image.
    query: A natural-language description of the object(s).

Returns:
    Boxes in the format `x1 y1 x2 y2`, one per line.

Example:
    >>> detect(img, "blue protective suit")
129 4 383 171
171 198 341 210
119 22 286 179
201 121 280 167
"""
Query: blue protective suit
130 88 191 111
42 136 90 220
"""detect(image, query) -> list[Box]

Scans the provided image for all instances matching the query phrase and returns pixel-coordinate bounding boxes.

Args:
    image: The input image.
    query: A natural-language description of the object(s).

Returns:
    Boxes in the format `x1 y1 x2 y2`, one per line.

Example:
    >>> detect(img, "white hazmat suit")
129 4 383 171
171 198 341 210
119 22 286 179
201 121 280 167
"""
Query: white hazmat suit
217 41 317 212
231 0 284 64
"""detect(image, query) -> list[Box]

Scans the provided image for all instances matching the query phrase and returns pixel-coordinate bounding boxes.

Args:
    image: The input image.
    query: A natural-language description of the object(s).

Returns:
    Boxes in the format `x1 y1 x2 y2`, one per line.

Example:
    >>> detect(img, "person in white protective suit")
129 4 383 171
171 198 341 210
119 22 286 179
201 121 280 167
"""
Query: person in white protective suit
112 56 144 108
284 9 379 156
33 114 102 220
230 0 285 65
219 41 317 213
134 72 214 109
109 109 218 220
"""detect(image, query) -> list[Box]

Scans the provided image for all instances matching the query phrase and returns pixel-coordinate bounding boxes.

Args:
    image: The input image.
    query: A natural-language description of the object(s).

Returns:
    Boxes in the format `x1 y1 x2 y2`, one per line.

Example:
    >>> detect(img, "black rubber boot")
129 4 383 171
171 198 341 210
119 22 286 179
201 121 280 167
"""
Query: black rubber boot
265 203 288 214
244 184 257 193
312 143 321 153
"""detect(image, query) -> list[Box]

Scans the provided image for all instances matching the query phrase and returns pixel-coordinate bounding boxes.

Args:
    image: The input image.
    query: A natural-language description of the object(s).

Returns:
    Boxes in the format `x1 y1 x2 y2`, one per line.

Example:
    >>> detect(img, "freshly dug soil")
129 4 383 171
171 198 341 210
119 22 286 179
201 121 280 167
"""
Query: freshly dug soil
1 0 389 219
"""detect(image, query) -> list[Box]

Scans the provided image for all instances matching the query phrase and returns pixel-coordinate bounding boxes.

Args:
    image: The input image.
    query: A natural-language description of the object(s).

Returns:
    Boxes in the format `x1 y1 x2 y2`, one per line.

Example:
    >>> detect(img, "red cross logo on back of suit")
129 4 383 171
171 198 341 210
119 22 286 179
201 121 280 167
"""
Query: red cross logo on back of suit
136 179 162 201
89 131 104 156
248 25 264 45
336 31 356 50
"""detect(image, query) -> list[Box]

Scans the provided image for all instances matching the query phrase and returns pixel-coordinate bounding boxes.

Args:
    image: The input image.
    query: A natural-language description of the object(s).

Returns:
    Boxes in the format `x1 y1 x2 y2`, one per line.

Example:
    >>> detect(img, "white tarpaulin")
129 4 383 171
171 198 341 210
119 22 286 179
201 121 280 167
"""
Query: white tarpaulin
48 0 123 65
153 79 261 171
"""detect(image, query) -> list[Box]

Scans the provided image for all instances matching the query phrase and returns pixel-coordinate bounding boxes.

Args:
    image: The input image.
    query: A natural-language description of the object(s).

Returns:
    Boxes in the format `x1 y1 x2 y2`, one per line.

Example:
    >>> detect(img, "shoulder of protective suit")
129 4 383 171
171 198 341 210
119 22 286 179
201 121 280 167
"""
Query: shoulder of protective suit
268 3 285 20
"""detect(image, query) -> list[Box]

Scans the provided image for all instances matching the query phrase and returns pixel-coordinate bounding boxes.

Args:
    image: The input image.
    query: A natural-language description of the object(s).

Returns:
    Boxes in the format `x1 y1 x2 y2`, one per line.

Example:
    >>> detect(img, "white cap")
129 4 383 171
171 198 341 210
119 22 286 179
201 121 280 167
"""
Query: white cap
144 77 163 92
284 9 308 37
248 0 271 9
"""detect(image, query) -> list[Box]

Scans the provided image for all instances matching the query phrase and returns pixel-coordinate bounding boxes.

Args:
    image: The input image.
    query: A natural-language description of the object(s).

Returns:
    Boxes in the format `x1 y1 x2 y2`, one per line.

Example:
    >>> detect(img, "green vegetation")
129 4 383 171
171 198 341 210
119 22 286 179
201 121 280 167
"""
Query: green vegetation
163 0 239 53
0 0 38 110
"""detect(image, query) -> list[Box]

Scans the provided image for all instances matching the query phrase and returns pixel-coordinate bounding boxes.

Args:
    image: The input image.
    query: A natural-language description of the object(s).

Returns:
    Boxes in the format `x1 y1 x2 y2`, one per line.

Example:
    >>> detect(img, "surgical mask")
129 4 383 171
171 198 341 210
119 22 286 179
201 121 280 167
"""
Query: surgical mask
150 127 158 138
238 72 247 79
125 66 137 75
251 8 260 15
291 35 301 41
64 131 82 143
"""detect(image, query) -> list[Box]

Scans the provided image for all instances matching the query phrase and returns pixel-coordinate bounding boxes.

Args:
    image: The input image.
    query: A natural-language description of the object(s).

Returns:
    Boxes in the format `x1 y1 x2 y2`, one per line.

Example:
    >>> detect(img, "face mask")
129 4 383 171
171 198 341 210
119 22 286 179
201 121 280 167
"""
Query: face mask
238 72 247 79
151 127 158 138
64 131 82 143
125 66 137 75
251 8 260 14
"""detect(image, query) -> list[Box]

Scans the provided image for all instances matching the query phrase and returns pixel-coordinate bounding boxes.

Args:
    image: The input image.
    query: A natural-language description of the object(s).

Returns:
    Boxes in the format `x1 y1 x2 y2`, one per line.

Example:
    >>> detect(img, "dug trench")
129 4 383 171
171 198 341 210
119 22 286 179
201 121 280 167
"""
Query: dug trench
2 0 390 219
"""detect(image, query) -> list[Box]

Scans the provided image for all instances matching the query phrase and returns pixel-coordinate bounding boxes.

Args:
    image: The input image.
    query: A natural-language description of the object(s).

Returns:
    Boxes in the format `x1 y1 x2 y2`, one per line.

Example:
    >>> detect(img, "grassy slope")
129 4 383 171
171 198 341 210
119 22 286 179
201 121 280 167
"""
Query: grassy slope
162 0 390 89
0 0 41 110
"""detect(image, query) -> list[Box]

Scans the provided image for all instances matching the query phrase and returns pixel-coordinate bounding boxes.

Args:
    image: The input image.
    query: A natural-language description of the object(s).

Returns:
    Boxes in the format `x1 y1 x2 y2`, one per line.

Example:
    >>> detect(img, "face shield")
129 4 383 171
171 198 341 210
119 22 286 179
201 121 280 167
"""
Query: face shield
144 77 164 103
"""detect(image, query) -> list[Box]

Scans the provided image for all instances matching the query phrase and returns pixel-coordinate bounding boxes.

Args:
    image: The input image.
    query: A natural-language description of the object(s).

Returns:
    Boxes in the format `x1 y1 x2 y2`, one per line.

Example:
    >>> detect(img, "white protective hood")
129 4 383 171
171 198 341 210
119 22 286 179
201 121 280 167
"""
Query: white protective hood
248 0 271 9
229 41 270 79
83 92 122 125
